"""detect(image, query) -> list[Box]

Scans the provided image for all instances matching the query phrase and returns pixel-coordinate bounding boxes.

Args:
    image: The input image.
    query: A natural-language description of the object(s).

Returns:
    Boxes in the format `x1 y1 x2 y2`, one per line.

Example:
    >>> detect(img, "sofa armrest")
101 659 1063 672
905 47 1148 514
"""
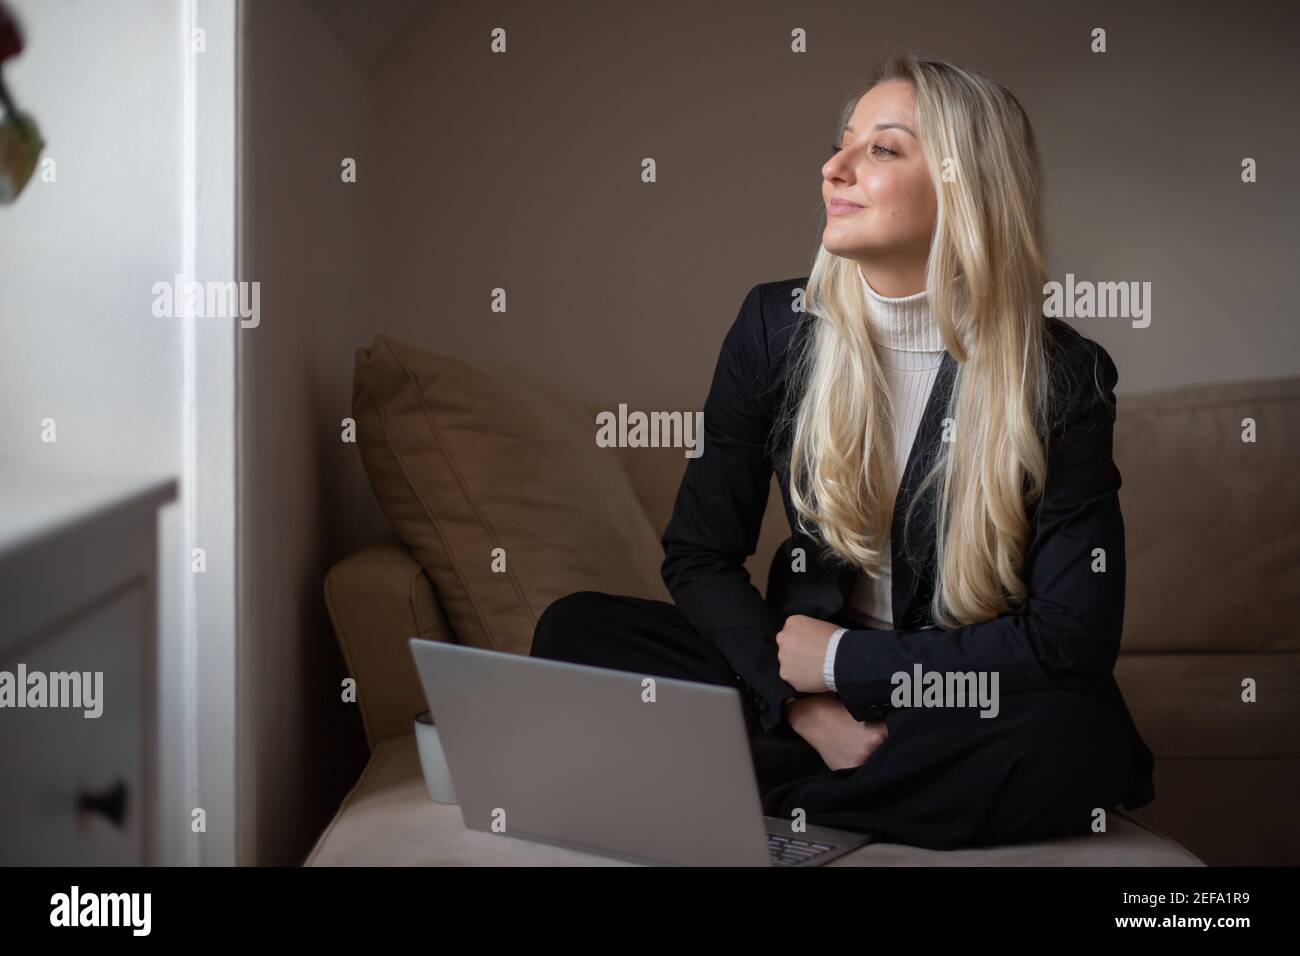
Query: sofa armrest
325 534 454 749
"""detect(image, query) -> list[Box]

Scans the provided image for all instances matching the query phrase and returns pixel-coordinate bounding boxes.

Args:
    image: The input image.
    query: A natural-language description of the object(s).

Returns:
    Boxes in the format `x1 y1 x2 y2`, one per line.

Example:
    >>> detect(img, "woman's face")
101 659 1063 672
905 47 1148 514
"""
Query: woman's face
821 80 937 279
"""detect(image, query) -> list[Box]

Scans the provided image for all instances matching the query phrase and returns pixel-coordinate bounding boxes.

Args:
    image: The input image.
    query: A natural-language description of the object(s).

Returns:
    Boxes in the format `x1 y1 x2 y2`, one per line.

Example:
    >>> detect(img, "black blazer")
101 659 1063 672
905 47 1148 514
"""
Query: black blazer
660 277 1154 810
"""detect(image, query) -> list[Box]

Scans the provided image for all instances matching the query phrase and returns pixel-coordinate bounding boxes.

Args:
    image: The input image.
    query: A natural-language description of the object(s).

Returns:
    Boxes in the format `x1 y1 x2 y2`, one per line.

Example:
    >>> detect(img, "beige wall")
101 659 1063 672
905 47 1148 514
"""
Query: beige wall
240 0 382 865
240 0 1299 863
367 0 1299 408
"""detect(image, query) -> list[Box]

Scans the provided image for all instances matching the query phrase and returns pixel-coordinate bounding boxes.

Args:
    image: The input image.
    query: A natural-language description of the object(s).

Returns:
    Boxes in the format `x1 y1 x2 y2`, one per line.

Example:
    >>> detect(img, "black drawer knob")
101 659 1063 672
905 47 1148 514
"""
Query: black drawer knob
77 780 128 828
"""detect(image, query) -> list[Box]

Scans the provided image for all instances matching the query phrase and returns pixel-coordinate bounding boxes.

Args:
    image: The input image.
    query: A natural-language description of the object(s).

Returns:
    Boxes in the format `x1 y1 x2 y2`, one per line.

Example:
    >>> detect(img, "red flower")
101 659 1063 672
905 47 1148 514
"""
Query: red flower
0 2 25 64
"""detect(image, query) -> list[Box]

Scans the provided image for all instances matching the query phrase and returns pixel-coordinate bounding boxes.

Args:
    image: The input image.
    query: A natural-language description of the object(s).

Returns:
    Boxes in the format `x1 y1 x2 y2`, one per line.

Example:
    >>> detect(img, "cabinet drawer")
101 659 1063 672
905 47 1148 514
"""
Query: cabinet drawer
0 587 146 865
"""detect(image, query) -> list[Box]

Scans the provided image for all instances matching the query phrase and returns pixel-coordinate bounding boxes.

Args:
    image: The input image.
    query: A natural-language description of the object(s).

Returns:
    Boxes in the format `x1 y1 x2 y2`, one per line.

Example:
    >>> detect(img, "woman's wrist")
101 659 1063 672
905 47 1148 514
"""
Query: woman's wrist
782 695 803 728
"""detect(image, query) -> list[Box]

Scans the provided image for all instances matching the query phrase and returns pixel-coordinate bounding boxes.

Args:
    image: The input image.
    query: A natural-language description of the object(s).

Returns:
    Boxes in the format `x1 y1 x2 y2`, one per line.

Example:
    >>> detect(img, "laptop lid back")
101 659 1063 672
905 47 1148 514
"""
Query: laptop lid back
409 639 771 866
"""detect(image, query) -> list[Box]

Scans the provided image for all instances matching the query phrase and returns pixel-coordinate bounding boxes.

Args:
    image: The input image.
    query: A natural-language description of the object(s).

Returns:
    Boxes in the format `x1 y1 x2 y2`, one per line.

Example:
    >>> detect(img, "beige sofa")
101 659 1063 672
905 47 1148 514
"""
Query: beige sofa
308 341 1299 866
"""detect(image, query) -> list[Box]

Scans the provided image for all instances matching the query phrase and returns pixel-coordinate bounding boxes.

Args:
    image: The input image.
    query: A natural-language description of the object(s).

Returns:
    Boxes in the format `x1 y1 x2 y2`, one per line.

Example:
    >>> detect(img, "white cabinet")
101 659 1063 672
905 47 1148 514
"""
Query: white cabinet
0 471 176 865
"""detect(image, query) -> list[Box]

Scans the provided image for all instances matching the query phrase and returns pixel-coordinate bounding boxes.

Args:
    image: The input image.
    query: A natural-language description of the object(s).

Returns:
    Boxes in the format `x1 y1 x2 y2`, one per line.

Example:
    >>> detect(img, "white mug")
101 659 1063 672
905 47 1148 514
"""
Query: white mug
414 711 458 804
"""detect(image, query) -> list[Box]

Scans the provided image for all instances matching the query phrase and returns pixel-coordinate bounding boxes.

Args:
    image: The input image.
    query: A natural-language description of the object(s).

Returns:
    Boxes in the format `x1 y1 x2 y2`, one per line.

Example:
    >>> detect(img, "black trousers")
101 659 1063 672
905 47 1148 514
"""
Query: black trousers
531 590 1137 850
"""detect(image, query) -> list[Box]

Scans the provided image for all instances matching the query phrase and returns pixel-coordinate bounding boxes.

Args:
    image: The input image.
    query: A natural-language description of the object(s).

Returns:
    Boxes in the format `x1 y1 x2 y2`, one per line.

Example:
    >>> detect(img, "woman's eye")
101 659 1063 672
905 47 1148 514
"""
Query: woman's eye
831 143 897 157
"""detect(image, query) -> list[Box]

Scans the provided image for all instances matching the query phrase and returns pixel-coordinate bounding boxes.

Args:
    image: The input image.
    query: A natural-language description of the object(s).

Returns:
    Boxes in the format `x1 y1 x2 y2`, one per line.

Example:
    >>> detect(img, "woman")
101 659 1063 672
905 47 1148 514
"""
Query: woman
531 52 1155 850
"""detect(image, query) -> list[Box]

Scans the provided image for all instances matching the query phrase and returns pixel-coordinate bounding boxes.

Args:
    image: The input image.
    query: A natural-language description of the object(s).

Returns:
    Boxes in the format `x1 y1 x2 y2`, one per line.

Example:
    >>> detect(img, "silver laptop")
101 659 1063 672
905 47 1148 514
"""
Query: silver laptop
409 638 872 866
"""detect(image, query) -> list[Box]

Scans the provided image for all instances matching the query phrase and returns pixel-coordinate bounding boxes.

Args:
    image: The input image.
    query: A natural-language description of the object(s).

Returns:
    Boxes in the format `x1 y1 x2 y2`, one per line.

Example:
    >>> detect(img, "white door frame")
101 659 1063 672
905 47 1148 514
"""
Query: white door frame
181 0 240 867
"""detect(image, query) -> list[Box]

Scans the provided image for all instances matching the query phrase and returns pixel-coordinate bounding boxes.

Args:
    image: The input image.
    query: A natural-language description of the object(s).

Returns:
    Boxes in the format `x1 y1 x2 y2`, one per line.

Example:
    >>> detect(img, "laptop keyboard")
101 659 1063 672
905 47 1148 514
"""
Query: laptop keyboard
767 832 836 866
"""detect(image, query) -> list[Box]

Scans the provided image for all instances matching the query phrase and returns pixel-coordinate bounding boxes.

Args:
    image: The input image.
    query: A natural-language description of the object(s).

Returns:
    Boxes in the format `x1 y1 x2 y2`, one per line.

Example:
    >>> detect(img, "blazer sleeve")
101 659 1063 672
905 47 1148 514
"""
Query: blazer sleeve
832 337 1127 721
660 283 797 732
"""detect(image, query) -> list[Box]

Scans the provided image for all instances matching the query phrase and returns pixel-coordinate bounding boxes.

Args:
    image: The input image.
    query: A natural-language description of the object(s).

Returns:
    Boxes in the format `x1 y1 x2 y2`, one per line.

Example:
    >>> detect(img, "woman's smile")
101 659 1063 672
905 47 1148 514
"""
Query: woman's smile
827 198 866 216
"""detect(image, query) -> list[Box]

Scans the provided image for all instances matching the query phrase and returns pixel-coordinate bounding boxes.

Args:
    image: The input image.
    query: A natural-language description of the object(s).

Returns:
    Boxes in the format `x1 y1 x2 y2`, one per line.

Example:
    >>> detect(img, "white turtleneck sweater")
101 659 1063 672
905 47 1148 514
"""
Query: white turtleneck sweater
822 265 945 693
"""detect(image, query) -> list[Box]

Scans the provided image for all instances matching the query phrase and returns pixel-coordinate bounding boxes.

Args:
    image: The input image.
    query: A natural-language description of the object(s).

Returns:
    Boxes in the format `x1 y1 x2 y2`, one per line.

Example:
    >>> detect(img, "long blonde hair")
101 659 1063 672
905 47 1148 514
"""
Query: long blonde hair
785 52 1054 629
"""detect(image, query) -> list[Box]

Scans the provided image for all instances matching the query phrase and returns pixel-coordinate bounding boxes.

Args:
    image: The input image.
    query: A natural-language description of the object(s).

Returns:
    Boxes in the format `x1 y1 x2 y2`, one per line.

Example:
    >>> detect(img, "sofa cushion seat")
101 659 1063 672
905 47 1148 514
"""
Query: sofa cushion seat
305 734 1204 867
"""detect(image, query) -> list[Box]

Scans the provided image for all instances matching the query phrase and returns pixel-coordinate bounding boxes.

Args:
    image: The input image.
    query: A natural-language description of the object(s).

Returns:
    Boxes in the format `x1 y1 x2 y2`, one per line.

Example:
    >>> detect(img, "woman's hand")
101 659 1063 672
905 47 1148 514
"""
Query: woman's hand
785 695 890 771
776 614 841 692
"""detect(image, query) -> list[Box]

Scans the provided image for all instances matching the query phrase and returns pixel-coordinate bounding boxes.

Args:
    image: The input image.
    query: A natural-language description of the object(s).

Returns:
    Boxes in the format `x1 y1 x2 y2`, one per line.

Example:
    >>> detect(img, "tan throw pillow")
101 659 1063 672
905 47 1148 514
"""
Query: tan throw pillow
352 334 669 655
